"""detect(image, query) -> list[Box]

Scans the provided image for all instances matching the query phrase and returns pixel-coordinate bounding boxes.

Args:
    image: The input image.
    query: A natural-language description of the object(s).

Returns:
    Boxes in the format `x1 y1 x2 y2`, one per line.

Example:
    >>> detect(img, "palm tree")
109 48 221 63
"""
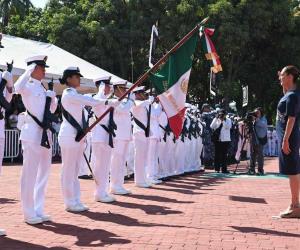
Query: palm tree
0 0 33 28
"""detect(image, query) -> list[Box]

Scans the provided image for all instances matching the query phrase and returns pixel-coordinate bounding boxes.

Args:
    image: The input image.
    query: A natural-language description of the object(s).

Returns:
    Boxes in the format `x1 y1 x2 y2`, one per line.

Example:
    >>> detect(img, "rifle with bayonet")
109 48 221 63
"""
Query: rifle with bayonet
40 78 58 148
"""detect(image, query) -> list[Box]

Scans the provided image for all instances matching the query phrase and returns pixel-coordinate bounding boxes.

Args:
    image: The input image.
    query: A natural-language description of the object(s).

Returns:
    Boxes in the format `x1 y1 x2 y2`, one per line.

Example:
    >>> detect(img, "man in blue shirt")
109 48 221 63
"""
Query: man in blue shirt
249 107 268 175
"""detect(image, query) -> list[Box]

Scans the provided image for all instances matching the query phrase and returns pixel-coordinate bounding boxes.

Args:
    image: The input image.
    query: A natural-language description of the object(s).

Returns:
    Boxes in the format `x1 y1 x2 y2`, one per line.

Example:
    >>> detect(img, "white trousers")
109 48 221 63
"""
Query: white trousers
192 137 199 171
146 138 159 181
126 141 135 175
158 139 168 178
59 139 85 207
78 139 91 176
167 136 176 176
92 142 112 197
21 141 52 219
175 139 185 175
133 135 149 184
184 139 192 172
198 137 204 170
0 138 4 175
110 140 129 190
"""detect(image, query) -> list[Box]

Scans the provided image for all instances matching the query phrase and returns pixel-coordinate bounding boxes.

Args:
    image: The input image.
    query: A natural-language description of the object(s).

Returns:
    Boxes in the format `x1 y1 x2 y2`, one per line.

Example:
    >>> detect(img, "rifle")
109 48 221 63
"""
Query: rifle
0 61 14 119
40 78 58 148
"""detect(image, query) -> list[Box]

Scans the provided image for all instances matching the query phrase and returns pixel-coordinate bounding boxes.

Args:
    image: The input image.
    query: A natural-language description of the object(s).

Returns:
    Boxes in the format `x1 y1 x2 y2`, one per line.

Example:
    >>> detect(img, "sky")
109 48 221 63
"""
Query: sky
31 0 48 9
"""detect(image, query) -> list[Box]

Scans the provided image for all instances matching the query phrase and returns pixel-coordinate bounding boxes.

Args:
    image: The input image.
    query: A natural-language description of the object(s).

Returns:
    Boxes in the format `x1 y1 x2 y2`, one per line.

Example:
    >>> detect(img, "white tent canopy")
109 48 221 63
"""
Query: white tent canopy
0 34 127 94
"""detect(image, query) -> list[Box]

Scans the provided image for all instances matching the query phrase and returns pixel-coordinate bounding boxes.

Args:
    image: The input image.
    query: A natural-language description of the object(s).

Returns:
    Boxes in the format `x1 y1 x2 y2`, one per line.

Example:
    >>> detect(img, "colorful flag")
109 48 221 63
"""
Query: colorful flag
200 27 222 73
149 33 198 138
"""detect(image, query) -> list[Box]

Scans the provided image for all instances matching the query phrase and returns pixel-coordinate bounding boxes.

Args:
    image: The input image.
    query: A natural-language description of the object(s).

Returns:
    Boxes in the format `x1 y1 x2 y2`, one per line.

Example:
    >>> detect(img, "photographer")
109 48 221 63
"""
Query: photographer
210 109 232 173
249 107 268 175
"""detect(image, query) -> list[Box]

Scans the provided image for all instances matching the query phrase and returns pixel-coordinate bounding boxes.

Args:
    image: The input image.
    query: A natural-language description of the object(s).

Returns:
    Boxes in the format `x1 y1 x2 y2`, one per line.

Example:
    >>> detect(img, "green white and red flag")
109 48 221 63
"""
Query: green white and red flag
200 27 222 73
149 33 198 138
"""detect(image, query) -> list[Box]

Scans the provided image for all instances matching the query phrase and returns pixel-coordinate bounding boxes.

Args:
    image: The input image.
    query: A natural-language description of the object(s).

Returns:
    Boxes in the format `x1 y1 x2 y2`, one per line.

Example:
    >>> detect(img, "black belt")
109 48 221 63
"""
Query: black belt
62 106 86 142
99 108 117 148
27 111 54 149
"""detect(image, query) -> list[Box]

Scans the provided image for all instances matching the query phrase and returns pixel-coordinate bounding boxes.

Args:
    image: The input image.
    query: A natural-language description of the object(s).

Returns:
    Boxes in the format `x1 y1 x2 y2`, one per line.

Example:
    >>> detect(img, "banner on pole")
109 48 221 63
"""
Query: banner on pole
210 68 217 96
242 85 248 107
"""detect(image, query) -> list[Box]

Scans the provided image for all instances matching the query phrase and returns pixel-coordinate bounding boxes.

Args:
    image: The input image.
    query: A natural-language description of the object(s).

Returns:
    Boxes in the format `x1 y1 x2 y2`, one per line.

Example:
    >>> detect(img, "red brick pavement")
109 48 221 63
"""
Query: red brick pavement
0 158 299 250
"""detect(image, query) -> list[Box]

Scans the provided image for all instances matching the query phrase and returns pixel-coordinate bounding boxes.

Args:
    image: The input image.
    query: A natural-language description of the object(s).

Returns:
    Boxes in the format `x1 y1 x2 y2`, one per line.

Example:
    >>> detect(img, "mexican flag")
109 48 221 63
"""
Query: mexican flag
149 33 198 138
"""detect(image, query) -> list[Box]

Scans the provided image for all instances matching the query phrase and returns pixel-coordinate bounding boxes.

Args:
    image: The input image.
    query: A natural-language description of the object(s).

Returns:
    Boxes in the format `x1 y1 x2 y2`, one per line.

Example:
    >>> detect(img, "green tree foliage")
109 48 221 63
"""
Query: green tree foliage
4 0 300 122
0 0 33 27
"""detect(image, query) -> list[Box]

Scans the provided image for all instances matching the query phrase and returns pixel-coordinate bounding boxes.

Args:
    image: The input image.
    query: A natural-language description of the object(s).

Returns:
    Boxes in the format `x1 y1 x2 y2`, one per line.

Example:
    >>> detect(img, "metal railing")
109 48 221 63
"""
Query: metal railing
4 129 61 161
4 129 20 161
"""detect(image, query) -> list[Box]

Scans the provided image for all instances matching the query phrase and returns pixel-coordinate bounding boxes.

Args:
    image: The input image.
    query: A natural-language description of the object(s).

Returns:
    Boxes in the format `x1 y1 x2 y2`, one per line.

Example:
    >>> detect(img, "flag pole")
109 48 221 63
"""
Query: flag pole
76 17 209 142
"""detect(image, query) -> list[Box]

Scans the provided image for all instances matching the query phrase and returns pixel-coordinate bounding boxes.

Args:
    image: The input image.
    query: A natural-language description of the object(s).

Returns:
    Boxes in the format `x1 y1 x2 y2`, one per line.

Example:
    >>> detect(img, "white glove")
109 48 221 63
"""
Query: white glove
148 95 155 103
1 71 13 87
25 63 37 77
46 90 56 98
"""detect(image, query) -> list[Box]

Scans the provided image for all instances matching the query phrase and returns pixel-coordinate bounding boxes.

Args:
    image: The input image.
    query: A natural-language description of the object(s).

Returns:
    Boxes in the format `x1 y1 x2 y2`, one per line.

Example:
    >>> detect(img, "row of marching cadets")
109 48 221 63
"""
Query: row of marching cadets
0 54 205 230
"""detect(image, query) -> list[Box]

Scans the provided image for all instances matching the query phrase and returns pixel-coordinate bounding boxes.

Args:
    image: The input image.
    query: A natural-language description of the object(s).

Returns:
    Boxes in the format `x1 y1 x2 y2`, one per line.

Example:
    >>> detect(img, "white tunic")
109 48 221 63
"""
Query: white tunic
114 98 134 141
131 99 151 135
91 89 119 143
158 111 168 139
15 77 57 144
149 102 163 139
58 87 100 140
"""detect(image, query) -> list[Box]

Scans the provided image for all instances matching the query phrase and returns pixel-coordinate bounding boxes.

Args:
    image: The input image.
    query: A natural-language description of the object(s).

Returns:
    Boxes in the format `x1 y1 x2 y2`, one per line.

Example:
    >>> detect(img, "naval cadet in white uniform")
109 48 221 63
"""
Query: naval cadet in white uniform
90 76 120 203
146 98 163 184
110 81 134 195
58 67 102 212
14 55 58 224
131 86 153 188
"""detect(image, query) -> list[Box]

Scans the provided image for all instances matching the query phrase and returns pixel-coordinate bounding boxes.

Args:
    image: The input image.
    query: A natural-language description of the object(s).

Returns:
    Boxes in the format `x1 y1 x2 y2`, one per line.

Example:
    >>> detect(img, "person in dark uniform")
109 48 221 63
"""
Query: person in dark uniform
276 65 300 218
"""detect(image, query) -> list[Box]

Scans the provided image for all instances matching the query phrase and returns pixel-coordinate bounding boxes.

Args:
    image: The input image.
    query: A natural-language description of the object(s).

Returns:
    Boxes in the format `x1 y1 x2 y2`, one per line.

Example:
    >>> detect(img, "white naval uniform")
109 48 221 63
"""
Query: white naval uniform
167 133 177 177
58 87 100 208
78 132 92 176
15 71 58 220
175 117 186 175
132 98 151 185
190 117 201 171
90 89 119 199
184 117 192 172
0 73 13 175
157 111 168 178
197 121 204 170
110 98 134 192
146 102 162 182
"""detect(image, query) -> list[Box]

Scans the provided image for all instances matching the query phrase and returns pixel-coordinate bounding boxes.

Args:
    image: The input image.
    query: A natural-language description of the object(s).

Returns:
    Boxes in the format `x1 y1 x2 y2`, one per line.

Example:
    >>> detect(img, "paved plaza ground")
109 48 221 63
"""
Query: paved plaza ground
0 158 299 250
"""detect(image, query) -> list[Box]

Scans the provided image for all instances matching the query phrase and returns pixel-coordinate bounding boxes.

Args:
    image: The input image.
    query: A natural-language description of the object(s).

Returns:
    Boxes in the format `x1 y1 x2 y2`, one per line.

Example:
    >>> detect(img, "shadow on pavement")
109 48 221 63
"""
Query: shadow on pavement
34 221 131 247
110 200 183 215
231 226 300 237
128 193 194 204
229 196 267 204
77 210 185 228
0 198 18 204
0 237 68 250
